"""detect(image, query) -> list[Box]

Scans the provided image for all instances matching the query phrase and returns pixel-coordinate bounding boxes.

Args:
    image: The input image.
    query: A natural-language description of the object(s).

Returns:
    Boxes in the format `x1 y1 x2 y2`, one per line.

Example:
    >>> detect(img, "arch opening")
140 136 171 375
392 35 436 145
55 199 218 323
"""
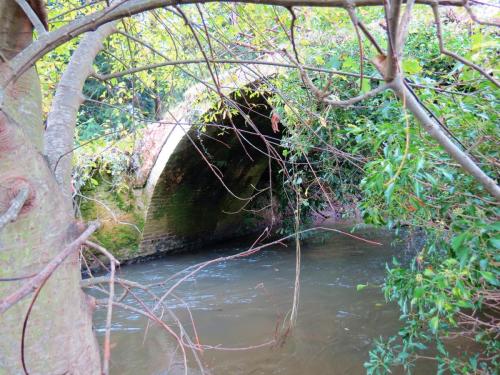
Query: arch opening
140 90 282 255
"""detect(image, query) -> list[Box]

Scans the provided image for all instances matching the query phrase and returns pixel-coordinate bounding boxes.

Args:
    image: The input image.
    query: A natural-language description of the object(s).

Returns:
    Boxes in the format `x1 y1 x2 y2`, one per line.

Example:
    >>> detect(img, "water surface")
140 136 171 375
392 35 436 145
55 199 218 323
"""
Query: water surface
93 223 422 374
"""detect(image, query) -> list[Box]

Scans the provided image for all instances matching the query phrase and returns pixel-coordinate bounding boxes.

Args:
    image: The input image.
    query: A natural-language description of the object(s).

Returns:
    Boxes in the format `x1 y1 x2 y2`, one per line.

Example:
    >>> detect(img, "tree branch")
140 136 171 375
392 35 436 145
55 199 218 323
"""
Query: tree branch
287 50 389 106
345 4 365 91
396 0 415 53
84 241 119 375
92 57 374 81
432 4 499 87
0 186 29 230
385 0 403 80
14 0 47 35
392 77 500 200
0 0 474 95
324 83 389 106
357 17 385 55
44 22 117 193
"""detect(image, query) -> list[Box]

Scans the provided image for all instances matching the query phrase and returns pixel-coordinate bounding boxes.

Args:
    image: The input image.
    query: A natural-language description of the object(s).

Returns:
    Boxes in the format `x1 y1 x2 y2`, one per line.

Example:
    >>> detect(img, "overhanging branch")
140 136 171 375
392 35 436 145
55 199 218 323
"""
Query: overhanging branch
0 0 472 94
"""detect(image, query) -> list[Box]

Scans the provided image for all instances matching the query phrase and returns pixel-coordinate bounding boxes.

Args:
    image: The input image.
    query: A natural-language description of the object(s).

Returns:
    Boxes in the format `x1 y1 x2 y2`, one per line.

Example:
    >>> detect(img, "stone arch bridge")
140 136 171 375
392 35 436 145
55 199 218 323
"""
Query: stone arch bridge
84 62 284 261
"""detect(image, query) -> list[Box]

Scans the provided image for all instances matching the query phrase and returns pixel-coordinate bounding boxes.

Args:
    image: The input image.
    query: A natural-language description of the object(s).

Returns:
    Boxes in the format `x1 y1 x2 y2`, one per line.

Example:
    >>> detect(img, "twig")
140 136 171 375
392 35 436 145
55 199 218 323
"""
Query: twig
0 186 29 230
85 241 119 375
287 7 301 64
152 226 381 313
357 21 385 55
21 273 50 375
345 4 365 91
464 1 500 27
432 4 499 87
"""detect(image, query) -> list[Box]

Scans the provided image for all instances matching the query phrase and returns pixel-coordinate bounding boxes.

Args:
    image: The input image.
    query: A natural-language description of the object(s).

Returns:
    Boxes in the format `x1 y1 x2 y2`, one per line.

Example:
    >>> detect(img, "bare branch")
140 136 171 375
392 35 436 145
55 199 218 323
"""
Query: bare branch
90 56 474 96
287 7 301 63
0 0 475 94
92 57 375 81
464 1 500 27
396 0 415 53
0 186 29 230
84 241 119 375
345 5 365 91
0 221 100 314
151 226 381 313
323 83 389 106
432 5 499 87
14 0 47 35
392 78 500 200
357 17 385 55
385 0 403 80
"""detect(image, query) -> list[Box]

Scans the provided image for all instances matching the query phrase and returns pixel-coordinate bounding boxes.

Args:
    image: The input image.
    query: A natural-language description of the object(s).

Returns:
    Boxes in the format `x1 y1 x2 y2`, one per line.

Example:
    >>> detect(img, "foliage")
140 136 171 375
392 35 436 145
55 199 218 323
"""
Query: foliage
37 2 499 373
266 10 499 374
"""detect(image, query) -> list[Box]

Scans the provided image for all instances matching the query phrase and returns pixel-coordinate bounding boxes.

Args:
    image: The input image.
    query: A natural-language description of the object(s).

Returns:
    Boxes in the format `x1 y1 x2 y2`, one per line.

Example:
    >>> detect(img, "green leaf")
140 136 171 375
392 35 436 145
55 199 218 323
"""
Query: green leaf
490 237 500 250
402 58 422 75
356 284 368 291
384 182 395 203
479 271 498 286
451 232 468 251
414 287 425 298
342 56 357 71
423 268 434 277
457 300 474 309
429 316 439 332
361 79 371 93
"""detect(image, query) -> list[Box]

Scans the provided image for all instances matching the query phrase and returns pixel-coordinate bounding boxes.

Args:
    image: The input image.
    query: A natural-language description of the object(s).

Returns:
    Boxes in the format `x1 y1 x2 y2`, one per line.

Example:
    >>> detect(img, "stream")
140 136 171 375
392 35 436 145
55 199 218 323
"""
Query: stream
92 222 425 374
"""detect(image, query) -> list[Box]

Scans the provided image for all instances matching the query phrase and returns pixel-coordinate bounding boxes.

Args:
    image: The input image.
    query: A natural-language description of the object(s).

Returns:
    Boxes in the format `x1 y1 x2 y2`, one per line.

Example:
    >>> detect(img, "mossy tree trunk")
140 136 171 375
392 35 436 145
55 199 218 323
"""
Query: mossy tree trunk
0 1 101 373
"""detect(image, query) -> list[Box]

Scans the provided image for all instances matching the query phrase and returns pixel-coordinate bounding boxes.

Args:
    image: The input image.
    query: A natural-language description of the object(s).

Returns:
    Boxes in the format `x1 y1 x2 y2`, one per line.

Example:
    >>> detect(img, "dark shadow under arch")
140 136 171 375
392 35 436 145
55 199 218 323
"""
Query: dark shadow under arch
140 91 282 254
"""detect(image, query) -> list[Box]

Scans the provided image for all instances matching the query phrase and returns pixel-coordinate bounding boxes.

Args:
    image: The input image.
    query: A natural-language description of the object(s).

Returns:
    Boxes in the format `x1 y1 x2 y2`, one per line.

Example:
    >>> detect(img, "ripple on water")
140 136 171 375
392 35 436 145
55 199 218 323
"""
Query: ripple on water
92 225 424 375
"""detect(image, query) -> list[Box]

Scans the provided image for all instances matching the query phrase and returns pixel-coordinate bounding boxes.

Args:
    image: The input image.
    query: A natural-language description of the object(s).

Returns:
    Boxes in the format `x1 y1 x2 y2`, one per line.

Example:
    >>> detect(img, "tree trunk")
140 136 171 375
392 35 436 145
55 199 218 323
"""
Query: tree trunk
0 1 101 373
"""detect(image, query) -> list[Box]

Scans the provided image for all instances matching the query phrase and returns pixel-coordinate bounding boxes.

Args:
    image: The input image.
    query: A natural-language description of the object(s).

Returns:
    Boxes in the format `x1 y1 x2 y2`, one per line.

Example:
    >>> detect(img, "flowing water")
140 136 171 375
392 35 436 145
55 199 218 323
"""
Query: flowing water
92 223 425 375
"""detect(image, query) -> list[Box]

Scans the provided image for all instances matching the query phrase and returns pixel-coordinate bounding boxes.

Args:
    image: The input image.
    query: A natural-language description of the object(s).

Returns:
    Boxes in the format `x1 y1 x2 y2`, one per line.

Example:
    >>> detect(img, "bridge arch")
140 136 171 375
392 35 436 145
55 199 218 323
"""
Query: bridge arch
135 65 282 255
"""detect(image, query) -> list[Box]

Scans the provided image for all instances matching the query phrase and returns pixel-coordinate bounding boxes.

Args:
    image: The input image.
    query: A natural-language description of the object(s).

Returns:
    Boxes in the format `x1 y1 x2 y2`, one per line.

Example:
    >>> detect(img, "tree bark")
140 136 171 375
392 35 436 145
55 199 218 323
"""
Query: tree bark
0 1 101 373
45 22 117 194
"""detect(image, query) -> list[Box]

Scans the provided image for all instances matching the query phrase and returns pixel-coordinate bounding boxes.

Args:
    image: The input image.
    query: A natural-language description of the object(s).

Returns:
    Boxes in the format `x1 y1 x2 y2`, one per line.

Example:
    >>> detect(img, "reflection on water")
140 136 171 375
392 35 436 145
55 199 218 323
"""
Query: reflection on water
92 223 423 375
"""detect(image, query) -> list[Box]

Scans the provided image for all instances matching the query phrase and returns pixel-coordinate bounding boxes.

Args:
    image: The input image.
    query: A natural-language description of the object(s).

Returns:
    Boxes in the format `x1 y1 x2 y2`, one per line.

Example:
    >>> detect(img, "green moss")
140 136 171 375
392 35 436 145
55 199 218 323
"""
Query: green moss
78 182 145 260
93 224 141 255
112 189 133 212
